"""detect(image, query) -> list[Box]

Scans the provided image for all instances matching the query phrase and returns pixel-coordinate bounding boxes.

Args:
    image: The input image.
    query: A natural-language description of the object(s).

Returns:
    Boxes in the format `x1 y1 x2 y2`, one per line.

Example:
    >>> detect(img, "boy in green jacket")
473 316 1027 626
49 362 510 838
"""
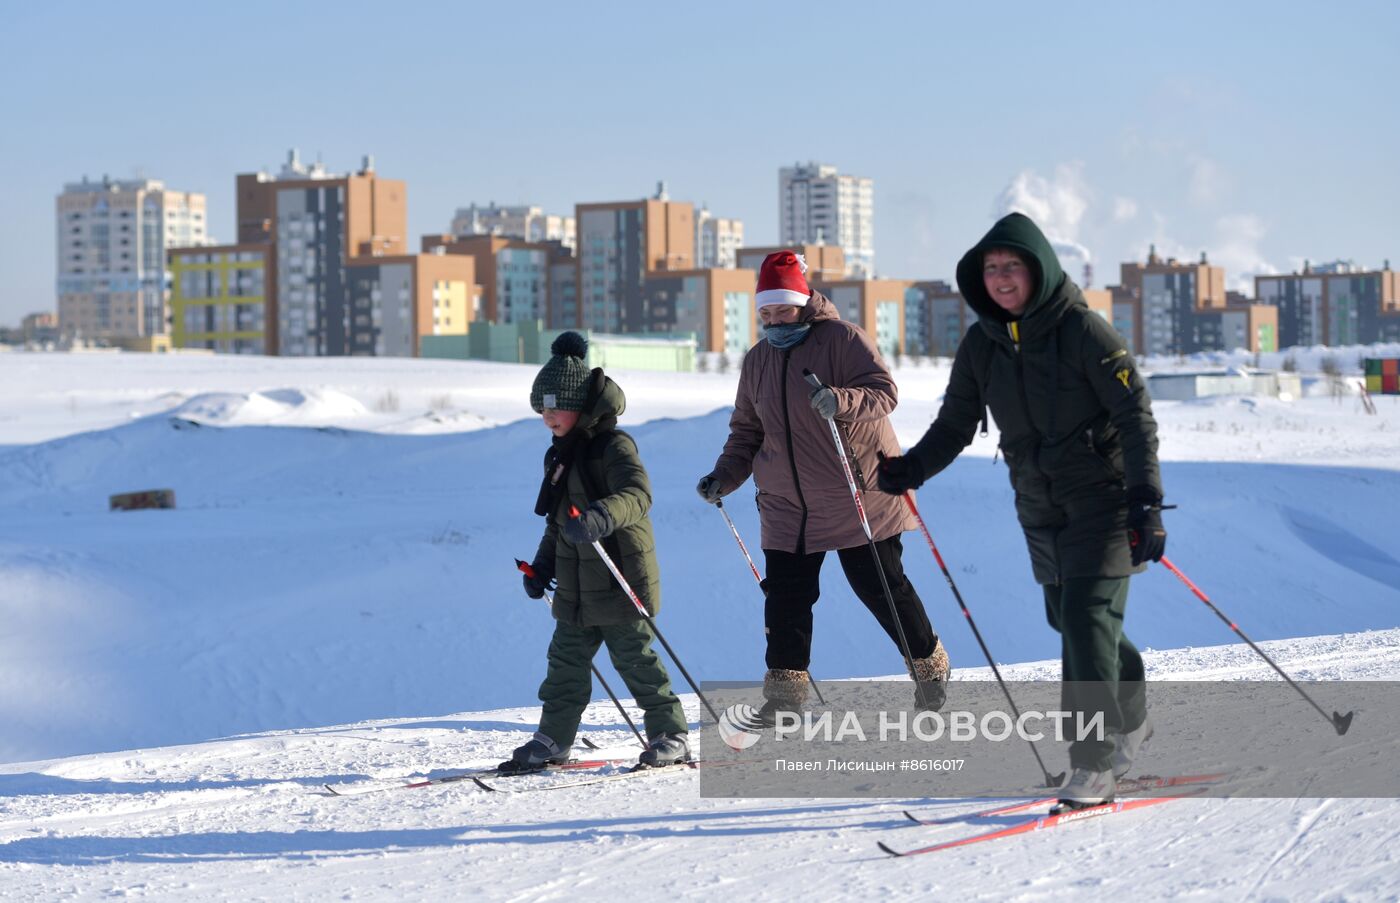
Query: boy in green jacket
502 331 690 773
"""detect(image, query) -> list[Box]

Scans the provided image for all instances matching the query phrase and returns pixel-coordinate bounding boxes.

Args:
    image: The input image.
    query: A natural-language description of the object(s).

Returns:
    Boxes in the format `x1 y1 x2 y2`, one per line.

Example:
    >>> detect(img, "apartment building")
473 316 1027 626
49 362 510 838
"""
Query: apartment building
421 234 563 325
574 189 694 334
344 250 477 356
694 206 744 269
641 267 756 354
779 162 874 277
812 278 909 359
56 176 208 340
169 244 273 354
902 280 957 357
235 151 408 356
1257 261 1400 348
736 245 846 283
450 203 575 251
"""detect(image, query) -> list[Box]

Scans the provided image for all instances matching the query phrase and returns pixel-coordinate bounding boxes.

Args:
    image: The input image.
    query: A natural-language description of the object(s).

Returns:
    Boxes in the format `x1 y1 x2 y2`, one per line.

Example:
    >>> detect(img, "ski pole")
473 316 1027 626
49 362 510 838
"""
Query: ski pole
516 559 647 748
879 462 1064 787
714 499 826 704
802 369 934 711
1157 554 1354 735
568 506 721 723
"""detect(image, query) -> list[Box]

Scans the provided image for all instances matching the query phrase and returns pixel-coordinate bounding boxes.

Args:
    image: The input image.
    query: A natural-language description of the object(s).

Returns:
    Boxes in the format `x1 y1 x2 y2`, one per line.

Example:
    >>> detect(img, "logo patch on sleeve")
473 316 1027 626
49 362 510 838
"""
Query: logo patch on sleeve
1115 368 1132 389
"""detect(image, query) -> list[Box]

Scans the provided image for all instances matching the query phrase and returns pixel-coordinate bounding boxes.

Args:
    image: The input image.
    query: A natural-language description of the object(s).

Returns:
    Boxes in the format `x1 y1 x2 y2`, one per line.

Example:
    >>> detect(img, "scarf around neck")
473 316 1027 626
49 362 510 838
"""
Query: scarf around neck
764 322 812 349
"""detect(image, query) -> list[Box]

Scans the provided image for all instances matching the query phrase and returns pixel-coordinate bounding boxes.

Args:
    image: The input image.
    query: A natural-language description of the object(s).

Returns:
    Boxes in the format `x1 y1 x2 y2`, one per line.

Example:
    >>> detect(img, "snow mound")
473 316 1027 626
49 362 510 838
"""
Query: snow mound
170 389 370 426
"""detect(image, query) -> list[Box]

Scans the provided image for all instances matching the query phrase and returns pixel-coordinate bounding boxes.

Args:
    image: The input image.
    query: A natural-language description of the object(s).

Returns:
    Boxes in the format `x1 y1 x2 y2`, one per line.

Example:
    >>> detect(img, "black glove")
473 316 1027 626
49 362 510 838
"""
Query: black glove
1126 486 1167 566
876 454 926 495
696 473 724 504
522 561 555 600
564 502 615 545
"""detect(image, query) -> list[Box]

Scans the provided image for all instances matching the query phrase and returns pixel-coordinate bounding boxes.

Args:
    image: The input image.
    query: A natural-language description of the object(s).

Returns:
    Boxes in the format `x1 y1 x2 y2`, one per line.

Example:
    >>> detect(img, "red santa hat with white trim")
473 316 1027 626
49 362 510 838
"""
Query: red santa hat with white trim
755 251 811 308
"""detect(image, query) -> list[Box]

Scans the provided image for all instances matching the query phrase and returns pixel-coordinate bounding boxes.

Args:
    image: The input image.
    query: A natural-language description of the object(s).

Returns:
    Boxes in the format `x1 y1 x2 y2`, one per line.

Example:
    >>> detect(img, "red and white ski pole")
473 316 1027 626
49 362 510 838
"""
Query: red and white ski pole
714 499 826 704
802 369 934 711
879 464 1063 787
1157 554 1354 735
569 506 720 723
515 558 646 748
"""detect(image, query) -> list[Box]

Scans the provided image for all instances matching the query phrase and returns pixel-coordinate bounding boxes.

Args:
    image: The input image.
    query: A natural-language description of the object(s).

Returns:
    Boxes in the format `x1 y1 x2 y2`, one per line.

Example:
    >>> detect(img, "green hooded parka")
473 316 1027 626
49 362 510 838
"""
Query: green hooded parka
909 213 1163 584
533 370 662 625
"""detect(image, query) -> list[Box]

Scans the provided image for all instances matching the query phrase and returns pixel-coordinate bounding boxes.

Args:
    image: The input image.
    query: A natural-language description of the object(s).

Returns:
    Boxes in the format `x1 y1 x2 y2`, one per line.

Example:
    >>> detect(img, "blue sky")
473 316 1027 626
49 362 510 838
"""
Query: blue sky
2 0 1396 326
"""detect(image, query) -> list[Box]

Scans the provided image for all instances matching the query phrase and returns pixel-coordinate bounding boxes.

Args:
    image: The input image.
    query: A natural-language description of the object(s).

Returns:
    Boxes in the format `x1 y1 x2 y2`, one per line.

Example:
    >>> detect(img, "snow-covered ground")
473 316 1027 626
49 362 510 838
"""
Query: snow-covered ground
1 348 1398 900
0 632 1397 901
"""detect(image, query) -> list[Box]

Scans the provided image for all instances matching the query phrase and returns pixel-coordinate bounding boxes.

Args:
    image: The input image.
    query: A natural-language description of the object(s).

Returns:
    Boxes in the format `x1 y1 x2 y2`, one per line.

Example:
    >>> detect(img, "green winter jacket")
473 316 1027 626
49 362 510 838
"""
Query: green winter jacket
533 371 661 626
909 213 1163 584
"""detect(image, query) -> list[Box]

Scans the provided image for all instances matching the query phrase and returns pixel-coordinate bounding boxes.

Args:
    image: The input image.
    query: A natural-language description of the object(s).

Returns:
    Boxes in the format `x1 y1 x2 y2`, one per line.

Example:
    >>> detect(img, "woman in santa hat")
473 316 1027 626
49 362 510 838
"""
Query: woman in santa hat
696 251 949 716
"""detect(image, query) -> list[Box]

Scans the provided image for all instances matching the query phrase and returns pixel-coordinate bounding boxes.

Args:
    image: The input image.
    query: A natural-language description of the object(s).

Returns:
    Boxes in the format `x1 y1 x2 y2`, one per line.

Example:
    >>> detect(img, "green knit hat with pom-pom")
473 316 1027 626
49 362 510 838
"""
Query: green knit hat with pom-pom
530 331 591 413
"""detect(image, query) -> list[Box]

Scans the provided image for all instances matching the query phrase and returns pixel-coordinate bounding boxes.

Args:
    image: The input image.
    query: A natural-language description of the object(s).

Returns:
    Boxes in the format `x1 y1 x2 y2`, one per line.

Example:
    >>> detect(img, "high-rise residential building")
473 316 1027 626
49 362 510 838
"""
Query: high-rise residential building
779 162 874 278
575 187 694 334
235 151 408 356
1117 248 1277 355
811 277 909 359
344 250 477 356
642 268 756 354
421 234 559 325
694 206 743 269
1109 285 1143 354
169 244 273 354
1119 248 1228 356
450 203 575 251
902 280 957 357
56 176 208 340
1257 261 1400 348
736 245 847 283
548 248 578 330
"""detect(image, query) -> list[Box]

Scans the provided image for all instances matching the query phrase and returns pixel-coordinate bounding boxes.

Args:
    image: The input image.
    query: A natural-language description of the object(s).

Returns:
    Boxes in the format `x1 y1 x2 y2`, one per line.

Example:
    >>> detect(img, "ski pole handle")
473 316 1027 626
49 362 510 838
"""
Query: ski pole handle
802 368 824 390
516 557 555 605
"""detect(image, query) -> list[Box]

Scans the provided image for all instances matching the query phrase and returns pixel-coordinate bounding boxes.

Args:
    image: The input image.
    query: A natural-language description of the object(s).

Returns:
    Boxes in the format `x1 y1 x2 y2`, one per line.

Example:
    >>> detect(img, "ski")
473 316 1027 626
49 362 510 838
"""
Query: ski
322 757 635 797
901 772 1227 826
879 793 1194 857
472 760 700 794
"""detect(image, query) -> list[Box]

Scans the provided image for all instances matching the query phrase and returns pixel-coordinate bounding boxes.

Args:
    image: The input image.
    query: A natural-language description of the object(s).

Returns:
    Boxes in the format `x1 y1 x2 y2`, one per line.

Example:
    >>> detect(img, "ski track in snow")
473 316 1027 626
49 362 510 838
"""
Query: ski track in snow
0 352 1398 900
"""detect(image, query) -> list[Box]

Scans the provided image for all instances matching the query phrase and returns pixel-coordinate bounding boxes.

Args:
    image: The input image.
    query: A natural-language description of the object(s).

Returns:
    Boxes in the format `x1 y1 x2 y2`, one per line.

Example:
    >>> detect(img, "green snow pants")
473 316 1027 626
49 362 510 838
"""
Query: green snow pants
536 618 688 750
1043 576 1147 771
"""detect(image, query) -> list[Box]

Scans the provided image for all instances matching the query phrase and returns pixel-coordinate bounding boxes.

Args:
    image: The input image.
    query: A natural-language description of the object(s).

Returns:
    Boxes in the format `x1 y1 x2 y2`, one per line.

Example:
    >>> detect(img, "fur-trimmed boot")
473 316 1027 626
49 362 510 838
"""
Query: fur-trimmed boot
759 668 811 727
911 639 950 711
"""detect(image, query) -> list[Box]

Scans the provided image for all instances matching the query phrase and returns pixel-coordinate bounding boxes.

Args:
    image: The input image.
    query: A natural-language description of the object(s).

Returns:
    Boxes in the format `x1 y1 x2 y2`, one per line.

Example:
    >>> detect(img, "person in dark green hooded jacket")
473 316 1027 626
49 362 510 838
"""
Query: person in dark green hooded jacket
877 213 1168 809
501 331 689 774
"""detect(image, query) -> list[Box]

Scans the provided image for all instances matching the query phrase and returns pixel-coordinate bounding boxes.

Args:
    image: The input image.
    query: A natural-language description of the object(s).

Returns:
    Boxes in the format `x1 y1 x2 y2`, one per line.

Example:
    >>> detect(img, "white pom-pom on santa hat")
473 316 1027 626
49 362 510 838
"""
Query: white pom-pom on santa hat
756 250 812 308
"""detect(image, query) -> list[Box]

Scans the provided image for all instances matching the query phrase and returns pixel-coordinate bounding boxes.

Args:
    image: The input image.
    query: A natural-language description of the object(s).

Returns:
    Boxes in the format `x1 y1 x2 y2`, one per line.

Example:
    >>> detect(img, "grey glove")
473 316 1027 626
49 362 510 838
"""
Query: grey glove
809 385 838 420
696 473 724 505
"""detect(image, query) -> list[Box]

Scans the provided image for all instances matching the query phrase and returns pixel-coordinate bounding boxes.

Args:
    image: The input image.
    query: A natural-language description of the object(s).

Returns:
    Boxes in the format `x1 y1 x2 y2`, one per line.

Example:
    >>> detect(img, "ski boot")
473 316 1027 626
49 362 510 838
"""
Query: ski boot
497 731 568 775
637 732 691 769
1052 767 1116 813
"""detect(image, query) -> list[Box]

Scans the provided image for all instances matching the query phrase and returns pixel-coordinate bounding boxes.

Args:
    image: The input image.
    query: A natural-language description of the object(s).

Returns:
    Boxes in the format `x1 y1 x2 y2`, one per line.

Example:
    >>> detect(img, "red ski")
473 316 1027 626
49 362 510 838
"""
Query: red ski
901 772 1226 826
880 793 1194 857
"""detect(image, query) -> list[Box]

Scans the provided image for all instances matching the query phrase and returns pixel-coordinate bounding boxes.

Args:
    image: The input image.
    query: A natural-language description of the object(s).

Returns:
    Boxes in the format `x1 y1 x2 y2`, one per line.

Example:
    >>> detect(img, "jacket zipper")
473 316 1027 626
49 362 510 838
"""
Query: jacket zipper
781 349 809 550
1009 321 1061 584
